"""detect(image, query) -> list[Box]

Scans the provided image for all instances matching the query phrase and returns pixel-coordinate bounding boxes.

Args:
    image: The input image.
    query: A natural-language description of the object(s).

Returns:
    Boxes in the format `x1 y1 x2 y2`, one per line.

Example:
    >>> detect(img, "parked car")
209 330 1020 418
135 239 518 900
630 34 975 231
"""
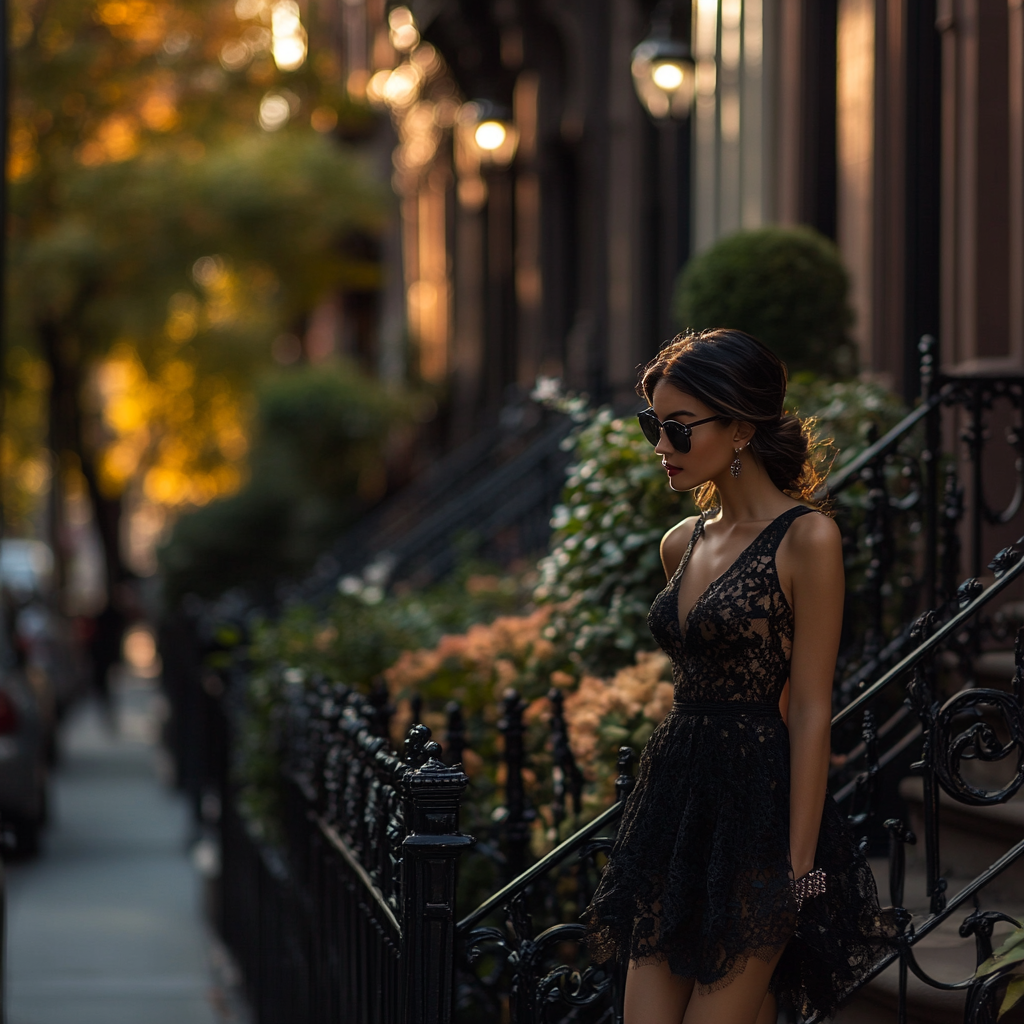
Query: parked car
1 539 87 722
0 615 49 857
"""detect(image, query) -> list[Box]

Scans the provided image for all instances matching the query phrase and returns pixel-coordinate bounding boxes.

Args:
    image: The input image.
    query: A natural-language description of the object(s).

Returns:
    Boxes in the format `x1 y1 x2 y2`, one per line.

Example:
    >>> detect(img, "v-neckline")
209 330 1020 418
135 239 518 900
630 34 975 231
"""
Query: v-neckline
673 506 803 637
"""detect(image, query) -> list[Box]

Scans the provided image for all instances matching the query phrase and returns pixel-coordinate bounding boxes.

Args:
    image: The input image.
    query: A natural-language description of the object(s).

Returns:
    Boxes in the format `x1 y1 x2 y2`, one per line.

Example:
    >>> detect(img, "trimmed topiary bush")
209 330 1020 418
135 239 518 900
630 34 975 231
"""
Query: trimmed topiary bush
673 226 856 377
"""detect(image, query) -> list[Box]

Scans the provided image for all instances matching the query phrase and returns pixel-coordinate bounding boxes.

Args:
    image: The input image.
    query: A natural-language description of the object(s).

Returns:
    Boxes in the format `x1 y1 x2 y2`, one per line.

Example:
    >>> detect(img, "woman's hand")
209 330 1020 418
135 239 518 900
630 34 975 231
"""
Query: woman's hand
778 512 844 885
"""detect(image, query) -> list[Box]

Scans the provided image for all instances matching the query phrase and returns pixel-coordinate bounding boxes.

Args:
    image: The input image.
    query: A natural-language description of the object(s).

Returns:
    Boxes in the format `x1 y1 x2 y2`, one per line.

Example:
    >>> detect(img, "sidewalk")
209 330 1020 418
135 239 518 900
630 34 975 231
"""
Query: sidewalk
4 668 246 1024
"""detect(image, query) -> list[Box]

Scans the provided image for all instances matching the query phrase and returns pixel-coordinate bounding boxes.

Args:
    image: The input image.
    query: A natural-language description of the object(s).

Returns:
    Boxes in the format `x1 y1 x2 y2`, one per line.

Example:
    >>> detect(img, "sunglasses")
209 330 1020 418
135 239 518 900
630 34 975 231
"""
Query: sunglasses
637 408 727 453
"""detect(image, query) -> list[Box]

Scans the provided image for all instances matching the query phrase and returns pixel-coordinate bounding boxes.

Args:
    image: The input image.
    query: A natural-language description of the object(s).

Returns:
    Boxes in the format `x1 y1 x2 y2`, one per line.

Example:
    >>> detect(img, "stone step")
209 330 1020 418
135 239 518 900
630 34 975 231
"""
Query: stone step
974 647 1018 685
834 857 1024 1024
835 639 1024 1020
898 775 1024 901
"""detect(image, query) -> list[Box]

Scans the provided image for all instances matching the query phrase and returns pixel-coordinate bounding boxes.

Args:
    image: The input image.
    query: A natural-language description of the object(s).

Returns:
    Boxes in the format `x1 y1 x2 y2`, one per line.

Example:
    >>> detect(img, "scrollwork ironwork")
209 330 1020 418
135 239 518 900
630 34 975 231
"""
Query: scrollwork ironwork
934 688 1024 805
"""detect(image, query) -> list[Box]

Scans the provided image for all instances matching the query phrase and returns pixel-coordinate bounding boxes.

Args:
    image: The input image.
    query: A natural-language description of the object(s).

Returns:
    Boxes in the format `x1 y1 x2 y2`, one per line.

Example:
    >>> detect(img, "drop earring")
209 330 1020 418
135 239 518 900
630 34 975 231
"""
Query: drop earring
730 448 743 478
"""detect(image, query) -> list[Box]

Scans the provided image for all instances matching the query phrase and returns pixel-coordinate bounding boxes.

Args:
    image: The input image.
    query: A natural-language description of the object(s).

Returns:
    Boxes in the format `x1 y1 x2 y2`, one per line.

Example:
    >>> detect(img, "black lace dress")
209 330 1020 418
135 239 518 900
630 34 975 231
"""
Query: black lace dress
581 506 892 1019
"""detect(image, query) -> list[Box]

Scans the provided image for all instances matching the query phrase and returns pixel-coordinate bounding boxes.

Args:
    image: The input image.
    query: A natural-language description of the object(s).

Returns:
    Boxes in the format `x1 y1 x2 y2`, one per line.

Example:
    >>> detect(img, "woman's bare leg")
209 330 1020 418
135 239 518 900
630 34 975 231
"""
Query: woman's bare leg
624 960 693 1024
681 947 785 1024
755 987 778 1024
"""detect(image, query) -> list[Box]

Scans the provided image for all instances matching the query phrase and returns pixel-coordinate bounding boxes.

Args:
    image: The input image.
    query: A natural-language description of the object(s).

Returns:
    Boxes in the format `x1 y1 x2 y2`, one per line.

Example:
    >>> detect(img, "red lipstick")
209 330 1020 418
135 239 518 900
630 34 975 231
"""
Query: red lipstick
663 461 682 477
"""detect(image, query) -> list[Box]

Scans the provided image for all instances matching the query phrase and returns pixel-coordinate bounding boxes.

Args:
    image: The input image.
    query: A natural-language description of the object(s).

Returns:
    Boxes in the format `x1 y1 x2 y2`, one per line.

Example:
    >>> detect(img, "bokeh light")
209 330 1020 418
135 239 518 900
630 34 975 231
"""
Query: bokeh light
259 92 291 131
652 61 685 91
474 121 507 151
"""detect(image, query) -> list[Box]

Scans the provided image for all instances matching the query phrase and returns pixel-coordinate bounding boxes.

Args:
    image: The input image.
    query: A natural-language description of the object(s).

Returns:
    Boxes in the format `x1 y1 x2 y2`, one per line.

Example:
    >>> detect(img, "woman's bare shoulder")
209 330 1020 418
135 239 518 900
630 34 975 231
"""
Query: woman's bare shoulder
780 509 843 578
787 509 842 552
660 514 701 580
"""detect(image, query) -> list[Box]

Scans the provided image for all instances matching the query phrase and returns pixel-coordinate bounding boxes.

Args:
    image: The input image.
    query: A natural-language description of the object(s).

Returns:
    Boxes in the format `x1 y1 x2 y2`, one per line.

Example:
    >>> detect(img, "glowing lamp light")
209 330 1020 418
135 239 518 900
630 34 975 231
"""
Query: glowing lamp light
630 4 695 120
381 64 422 108
474 120 507 151
273 34 307 71
651 60 686 91
365 70 392 107
388 6 420 51
270 0 306 71
258 92 291 131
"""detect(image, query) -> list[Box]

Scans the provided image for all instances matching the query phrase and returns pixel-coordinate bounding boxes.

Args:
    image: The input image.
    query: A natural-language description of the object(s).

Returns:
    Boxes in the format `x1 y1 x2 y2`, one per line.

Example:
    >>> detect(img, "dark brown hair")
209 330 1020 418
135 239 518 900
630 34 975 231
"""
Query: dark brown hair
638 328 827 507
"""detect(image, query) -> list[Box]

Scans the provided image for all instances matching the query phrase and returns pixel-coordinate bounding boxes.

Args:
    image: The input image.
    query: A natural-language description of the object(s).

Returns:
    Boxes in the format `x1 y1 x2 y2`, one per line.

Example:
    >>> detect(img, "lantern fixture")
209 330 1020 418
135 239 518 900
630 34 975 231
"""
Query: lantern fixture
458 102 518 166
631 1 695 120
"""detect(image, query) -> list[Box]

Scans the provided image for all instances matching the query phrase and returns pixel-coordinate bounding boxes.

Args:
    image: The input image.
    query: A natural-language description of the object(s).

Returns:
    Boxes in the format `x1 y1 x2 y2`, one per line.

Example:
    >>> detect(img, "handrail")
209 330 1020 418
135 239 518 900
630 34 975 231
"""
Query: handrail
832 544 1024 728
453 540 1024 936
455 798 624 934
317 816 402 935
803 836 1024 1024
818 389 944 500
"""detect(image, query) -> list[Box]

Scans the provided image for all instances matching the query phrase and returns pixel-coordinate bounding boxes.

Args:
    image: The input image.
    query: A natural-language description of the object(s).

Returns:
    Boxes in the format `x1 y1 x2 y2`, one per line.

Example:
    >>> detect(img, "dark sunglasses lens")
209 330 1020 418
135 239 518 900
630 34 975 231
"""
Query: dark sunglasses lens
664 422 692 453
638 411 661 446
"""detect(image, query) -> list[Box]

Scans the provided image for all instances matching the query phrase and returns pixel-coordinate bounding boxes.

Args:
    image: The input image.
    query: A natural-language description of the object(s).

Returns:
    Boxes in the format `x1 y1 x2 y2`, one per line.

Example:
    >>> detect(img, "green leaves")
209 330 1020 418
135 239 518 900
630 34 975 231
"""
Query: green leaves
532 377 904 673
533 405 695 672
972 926 1024 1020
158 361 415 601
673 226 857 377
977 927 1024 977
1001 977 1024 1018
13 131 385 350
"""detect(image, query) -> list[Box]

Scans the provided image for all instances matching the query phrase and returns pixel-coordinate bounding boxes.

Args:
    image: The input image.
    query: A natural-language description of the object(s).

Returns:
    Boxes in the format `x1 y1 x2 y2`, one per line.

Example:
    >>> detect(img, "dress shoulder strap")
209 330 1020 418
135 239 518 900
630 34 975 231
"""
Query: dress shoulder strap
761 505 816 556
671 513 707 580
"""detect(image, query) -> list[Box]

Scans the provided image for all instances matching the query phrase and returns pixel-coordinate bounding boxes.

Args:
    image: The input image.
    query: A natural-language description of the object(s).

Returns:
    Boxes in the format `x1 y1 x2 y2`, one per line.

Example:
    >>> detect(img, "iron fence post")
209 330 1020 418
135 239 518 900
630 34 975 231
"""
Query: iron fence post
400 746 474 1024
920 335 941 610
498 689 536 880
444 700 466 768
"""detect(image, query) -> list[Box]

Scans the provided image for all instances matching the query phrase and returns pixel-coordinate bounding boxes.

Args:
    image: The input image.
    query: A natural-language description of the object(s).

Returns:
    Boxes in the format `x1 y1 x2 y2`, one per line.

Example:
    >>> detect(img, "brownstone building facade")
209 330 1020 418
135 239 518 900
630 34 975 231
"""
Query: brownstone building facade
325 1 1023 420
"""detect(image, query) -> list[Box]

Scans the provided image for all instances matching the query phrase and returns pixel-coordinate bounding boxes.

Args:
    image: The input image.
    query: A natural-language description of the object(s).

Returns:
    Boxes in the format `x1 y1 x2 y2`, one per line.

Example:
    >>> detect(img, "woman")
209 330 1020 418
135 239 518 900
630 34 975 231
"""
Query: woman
582 329 890 1023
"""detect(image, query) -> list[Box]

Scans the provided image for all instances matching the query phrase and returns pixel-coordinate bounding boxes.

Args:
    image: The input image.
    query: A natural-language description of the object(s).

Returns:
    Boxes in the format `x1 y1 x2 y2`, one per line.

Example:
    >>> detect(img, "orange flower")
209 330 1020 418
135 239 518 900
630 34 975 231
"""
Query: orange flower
562 652 672 781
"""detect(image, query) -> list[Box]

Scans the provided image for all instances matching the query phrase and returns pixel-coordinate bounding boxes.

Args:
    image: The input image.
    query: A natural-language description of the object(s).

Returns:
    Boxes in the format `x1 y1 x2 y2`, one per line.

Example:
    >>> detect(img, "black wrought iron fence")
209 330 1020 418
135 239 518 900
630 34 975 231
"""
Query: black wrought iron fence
825 336 1024 709
212 671 476 1024
163 339 1024 1023
808 537 1024 1023
201 530 1024 1023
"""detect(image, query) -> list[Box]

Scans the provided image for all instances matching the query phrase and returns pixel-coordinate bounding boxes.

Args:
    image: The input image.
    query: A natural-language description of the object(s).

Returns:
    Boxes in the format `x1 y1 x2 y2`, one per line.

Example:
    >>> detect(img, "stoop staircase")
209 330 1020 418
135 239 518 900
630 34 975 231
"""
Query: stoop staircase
834 648 1024 1024
446 339 1024 1024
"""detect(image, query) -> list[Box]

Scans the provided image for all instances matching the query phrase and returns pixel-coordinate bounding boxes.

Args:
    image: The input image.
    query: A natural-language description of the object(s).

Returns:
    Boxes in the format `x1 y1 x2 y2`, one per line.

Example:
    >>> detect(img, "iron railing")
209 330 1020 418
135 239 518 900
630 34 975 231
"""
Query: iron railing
825 336 1024 711
443 532 1024 1023
283 409 573 608
163 337 1024 1023
202 536 1024 1023
214 673 474 1023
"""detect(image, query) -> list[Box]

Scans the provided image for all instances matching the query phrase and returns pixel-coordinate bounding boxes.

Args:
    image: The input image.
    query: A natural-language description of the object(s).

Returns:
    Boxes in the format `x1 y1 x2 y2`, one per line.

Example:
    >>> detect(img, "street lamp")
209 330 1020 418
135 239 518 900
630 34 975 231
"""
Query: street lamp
631 1 695 120
458 103 518 166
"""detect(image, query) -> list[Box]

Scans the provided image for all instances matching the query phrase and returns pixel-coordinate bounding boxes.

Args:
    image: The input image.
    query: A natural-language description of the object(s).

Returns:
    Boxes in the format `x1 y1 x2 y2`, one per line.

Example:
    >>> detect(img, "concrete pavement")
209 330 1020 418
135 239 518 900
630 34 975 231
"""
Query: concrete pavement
4 668 246 1024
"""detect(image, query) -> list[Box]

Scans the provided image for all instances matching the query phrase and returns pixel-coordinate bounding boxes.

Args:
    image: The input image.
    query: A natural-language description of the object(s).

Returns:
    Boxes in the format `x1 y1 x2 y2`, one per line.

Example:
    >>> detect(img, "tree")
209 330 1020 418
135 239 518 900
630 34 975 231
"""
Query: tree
6 0 386 682
159 361 415 602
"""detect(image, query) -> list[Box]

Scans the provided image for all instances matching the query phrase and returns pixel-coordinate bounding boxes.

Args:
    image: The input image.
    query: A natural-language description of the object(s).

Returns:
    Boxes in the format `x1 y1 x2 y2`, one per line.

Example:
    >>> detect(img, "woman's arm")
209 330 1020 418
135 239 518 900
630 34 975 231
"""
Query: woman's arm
783 513 845 878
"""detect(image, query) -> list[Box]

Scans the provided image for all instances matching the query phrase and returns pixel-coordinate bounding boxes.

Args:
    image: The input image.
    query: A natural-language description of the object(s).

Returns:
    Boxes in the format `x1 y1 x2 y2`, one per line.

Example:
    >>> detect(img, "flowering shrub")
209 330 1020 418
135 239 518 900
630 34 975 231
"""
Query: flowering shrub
385 608 564 725
532 375 906 673
380 612 673 852
382 606 564 778
236 564 537 841
232 373 910 854
561 650 673 809
248 562 534 691
533 404 698 672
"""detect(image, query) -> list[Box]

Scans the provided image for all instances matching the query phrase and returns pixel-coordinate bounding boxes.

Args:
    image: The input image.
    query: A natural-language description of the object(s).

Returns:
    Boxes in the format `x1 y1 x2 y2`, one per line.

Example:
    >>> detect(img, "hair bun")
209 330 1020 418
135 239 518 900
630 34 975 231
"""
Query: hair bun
751 413 814 494
638 329 827 503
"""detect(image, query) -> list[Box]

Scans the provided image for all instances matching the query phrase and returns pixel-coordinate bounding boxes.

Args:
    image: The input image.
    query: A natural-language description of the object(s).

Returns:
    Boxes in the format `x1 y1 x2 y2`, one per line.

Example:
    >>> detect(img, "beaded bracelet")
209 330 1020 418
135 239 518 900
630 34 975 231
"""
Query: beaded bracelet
790 867 827 911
